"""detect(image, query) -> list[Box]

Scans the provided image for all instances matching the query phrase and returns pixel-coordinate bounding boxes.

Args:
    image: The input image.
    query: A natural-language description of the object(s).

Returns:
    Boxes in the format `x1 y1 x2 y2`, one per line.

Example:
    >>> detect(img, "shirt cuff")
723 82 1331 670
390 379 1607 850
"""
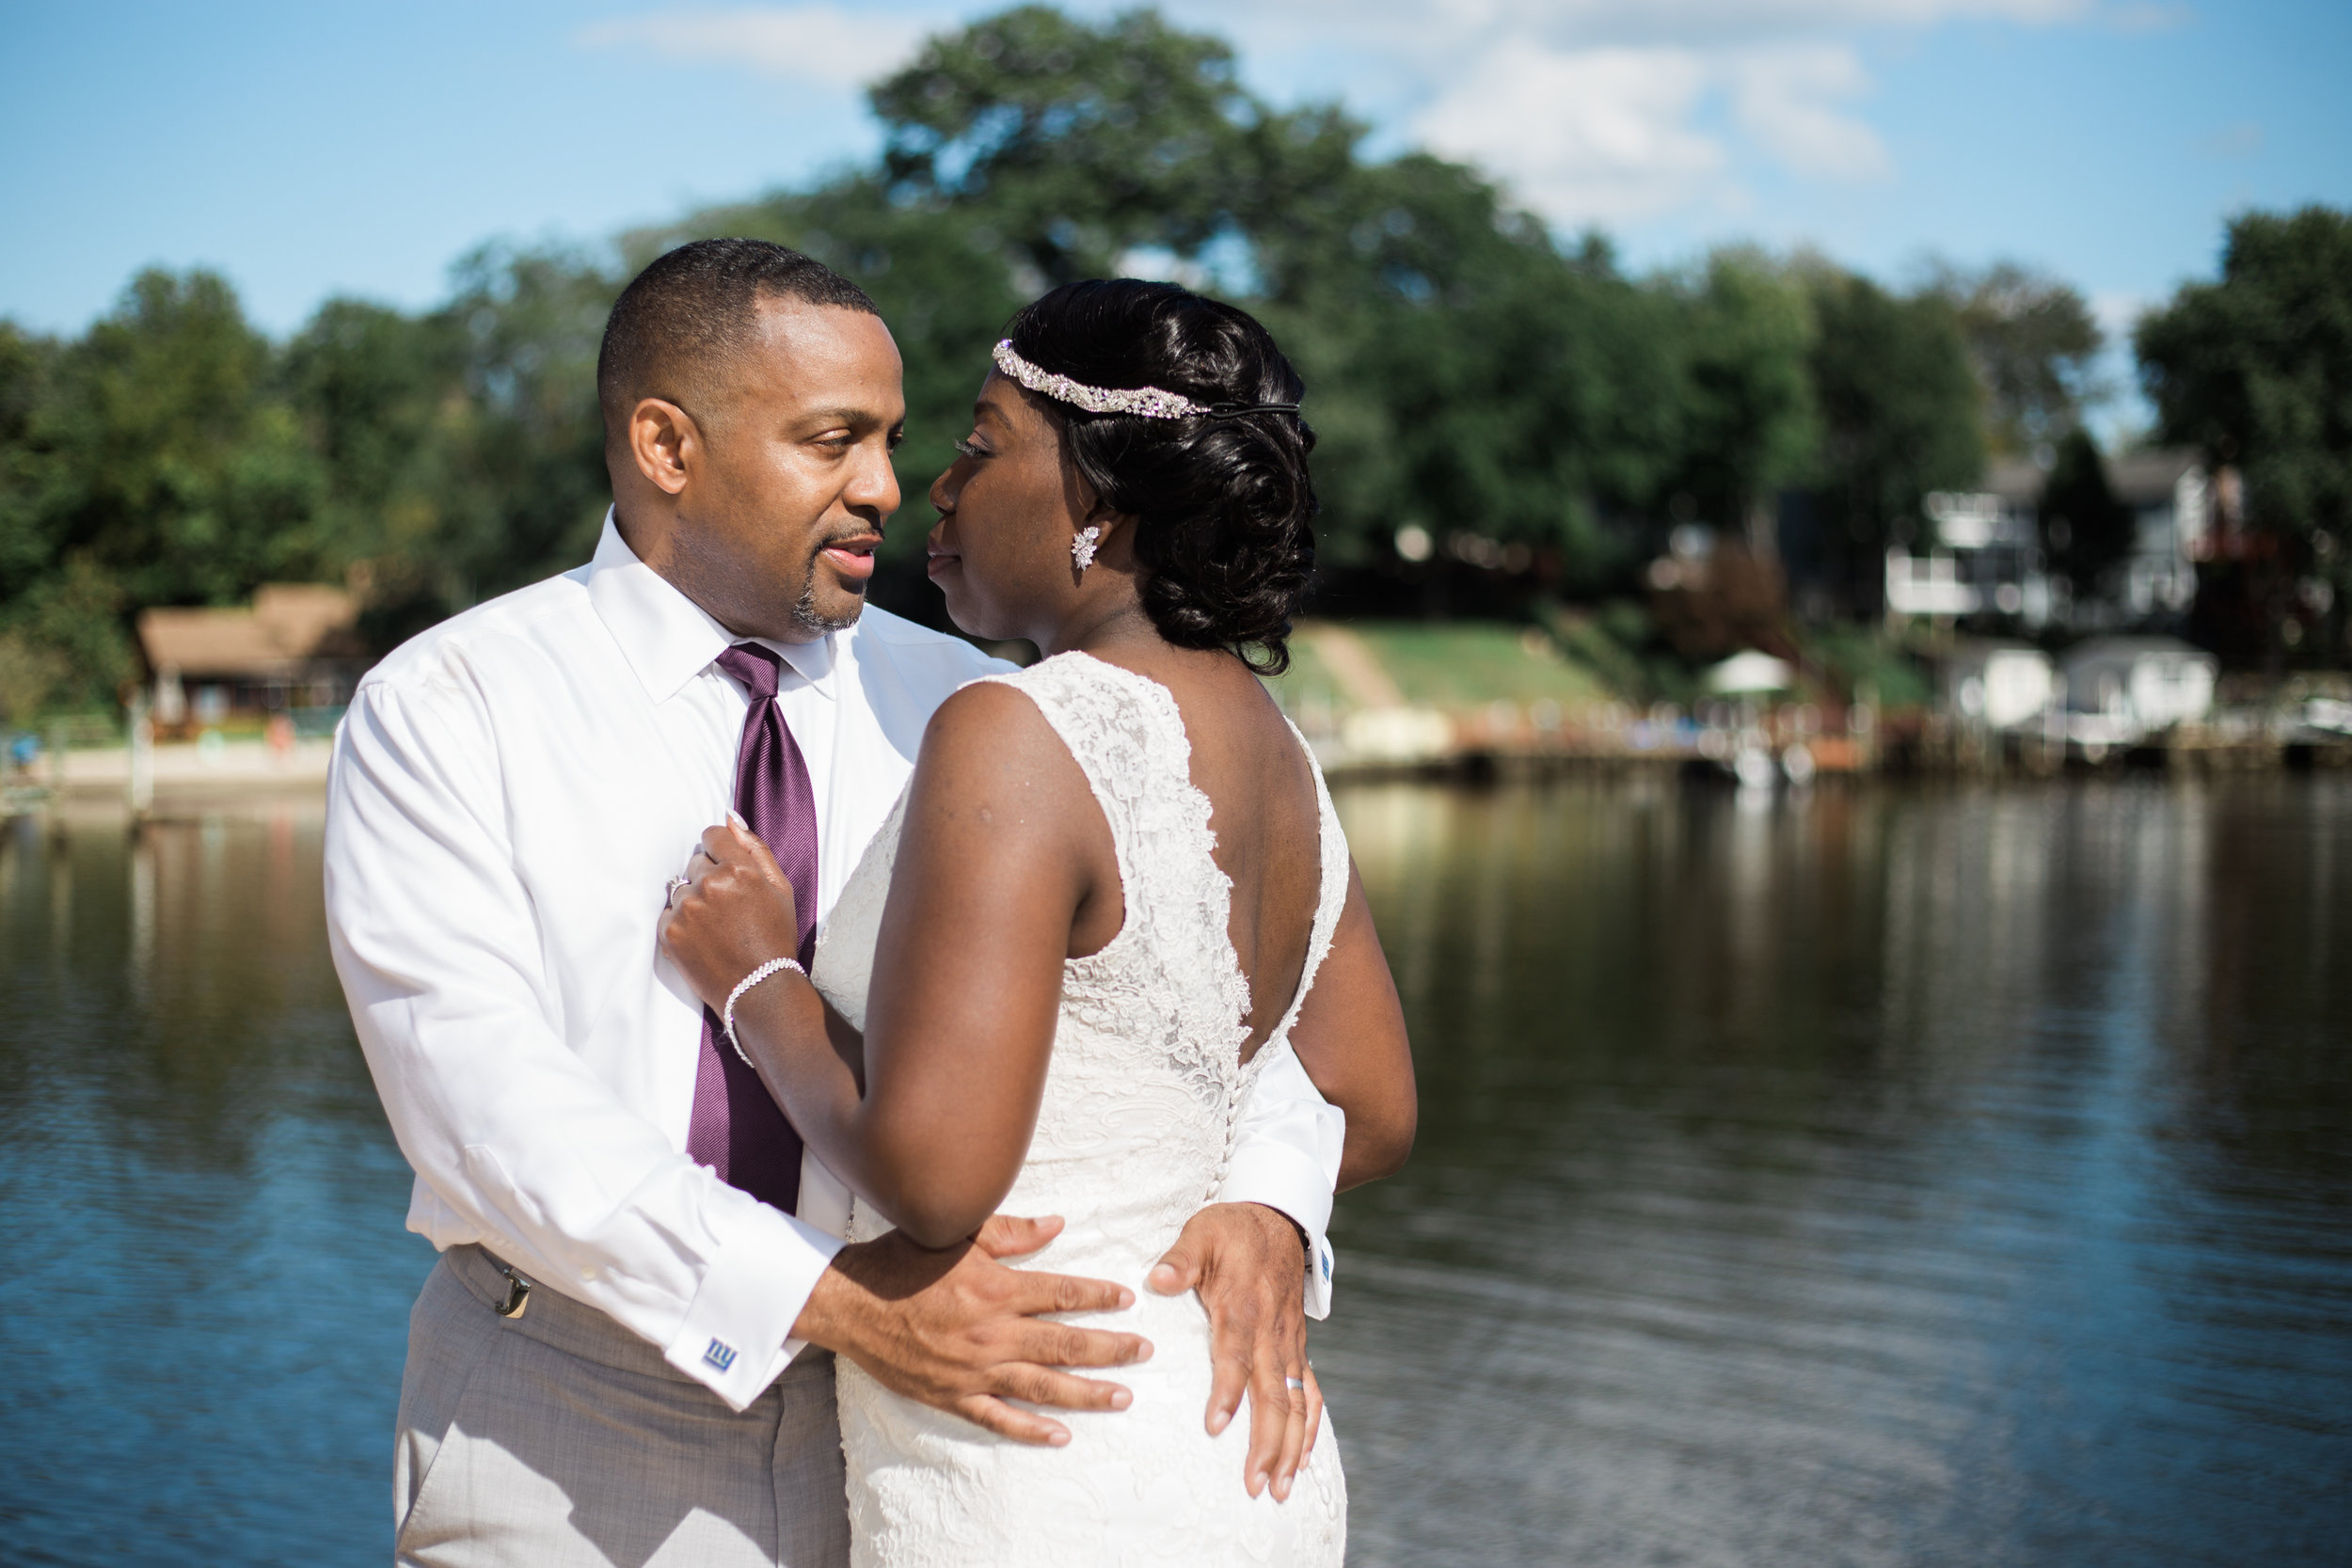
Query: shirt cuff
663 1202 845 1409
1219 1136 1339 1321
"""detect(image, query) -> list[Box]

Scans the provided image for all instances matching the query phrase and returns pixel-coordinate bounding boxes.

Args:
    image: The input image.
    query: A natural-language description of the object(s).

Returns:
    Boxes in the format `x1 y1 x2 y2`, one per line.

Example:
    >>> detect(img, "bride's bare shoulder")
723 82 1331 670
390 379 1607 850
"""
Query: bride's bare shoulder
900 674 1120 944
911 677 1091 814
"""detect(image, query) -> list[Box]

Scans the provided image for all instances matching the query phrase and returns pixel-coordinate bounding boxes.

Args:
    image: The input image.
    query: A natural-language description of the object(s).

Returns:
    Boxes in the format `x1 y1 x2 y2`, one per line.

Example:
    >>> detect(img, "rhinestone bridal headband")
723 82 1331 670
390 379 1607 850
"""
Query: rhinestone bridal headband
992 341 1300 420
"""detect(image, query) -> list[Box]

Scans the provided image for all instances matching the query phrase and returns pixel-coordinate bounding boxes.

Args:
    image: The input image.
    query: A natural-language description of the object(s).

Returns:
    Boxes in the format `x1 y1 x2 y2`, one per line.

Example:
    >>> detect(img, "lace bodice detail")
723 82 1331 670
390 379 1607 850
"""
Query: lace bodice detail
810 651 1349 1566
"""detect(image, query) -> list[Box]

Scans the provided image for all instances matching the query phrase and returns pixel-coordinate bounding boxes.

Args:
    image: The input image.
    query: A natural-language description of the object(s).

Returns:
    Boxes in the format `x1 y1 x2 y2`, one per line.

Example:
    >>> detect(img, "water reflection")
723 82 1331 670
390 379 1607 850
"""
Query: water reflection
2 780 2347 1566
0 803 432 1566
1322 775 2352 1568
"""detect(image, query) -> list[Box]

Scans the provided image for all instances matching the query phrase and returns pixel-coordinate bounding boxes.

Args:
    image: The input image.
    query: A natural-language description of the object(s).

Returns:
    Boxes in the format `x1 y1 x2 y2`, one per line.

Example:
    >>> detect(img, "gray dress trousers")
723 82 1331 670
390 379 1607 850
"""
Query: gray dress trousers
392 1243 850 1568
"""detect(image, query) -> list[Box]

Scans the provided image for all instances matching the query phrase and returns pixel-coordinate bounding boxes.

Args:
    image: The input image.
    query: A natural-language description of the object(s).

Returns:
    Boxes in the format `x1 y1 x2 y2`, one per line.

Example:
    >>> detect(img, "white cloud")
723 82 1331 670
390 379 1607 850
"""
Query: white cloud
2104 2 2194 34
1408 40 1888 227
575 0 2110 235
1416 46 1727 223
1201 0 2094 50
1190 0 2106 230
1724 45 1888 180
577 6 930 90
2089 289 2150 336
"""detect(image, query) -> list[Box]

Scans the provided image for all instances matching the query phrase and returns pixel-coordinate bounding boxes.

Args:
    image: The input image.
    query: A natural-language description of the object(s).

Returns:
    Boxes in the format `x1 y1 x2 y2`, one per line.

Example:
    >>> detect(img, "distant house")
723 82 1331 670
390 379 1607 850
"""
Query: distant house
2060 636 2217 737
1884 459 2061 629
1944 641 2058 731
135 584 369 731
2102 451 2211 624
1885 447 2225 635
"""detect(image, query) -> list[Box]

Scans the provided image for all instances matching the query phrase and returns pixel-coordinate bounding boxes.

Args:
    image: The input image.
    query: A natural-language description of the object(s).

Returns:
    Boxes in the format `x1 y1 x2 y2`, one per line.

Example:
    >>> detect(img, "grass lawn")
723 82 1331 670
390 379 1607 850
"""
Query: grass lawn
1259 629 1347 712
1269 620 1613 711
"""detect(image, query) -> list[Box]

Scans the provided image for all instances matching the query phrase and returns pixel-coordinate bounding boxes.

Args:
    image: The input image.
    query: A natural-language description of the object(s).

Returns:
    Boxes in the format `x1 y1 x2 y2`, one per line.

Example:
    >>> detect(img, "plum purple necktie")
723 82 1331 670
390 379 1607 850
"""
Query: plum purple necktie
685 641 818 1212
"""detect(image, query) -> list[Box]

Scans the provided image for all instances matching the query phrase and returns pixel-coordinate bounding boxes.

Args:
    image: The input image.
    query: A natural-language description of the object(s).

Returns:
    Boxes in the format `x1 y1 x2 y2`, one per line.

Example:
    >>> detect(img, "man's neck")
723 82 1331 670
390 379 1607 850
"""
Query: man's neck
612 499 831 646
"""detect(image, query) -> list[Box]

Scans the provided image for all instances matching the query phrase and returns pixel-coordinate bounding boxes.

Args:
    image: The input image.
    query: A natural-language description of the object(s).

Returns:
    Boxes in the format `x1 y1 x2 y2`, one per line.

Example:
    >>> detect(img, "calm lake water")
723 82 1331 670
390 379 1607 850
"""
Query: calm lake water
3 776 2348 1565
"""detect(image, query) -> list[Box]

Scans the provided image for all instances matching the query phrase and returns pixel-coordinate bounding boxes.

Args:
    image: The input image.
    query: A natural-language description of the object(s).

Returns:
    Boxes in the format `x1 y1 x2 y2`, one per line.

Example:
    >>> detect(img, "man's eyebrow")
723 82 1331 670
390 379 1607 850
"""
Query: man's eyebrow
799 405 893 429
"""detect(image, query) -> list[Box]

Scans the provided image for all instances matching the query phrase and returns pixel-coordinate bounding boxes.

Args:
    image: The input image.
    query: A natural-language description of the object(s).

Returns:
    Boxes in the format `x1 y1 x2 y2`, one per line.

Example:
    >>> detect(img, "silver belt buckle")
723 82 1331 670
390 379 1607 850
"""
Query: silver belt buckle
494 1261 532 1319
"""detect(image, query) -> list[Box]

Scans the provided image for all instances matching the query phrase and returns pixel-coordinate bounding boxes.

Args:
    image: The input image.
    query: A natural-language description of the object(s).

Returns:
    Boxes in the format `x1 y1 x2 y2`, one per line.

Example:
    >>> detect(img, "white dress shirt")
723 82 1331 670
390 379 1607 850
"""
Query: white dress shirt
326 515 1343 1411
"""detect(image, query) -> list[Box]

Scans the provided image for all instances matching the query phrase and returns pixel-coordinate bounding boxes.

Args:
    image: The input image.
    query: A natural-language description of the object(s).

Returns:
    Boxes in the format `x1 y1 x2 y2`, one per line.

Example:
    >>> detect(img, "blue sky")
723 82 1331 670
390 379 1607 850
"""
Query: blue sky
7 0 2347 406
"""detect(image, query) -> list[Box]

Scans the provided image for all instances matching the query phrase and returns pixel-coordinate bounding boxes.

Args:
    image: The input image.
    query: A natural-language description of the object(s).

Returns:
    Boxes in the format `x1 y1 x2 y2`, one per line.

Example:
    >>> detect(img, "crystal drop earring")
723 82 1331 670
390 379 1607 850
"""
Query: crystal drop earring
1071 526 1102 574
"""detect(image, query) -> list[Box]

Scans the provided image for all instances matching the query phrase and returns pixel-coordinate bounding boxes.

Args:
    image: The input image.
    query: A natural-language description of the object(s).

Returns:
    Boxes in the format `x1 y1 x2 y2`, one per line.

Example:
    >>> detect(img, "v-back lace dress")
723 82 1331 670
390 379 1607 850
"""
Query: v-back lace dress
809 651 1349 1567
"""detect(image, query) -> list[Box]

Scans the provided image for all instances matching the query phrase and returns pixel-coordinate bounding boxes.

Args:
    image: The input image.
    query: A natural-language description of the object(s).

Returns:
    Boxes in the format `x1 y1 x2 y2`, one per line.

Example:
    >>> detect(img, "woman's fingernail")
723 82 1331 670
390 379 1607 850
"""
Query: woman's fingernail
1116 1288 1136 1307
1048 1429 1070 1447
1110 1389 1131 1410
1208 1411 1229 1434
727 809 748 830
1250 1471 1268 1497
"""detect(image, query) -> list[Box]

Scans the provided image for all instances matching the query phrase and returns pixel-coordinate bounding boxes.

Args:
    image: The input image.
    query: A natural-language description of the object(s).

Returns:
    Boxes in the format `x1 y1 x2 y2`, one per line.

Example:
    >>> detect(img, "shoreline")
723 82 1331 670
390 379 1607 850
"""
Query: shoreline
8 732 2345 825
4 736 331 816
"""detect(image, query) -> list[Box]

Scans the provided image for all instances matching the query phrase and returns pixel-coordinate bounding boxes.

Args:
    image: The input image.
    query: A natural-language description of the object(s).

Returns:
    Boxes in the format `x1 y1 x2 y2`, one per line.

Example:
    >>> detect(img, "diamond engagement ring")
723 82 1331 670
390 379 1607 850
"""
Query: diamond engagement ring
664 874 690 907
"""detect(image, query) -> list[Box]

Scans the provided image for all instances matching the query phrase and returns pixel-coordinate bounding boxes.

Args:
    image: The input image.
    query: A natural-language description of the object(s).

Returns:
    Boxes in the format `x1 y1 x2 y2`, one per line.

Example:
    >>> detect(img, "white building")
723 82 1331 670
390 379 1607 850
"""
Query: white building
2060 636 2217 736
2101 451 2210 623
1885 461 2059 627
1944 641 2058 731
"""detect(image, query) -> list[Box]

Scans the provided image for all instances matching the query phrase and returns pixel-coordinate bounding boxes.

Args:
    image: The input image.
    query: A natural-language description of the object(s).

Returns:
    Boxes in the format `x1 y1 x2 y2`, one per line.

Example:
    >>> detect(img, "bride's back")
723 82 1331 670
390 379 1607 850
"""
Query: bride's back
818 644 1352 1566
1107 643 1324 1064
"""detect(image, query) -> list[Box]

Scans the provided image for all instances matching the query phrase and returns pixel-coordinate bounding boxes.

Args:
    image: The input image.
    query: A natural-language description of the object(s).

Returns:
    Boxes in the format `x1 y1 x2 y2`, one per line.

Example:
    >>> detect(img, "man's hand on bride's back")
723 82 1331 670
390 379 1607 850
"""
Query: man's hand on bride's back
795 1213 1152 1447
659 822 803 1011
1149 1202 1323 1502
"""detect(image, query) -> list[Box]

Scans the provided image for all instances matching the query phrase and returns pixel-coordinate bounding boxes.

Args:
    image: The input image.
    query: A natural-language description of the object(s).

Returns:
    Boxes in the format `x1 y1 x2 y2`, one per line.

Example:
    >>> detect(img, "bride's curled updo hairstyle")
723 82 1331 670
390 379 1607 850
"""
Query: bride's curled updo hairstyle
1004 280 1316 674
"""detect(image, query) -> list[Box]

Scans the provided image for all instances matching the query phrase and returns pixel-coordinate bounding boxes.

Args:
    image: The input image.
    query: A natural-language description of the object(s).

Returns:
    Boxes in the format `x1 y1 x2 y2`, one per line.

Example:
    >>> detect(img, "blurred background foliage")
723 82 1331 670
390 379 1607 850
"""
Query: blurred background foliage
0 4 2343 722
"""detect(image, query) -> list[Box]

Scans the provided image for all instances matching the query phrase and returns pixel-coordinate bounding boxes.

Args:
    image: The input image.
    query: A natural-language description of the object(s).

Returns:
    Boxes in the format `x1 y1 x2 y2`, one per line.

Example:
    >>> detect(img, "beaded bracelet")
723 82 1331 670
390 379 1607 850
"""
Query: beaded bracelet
723 957 804 1068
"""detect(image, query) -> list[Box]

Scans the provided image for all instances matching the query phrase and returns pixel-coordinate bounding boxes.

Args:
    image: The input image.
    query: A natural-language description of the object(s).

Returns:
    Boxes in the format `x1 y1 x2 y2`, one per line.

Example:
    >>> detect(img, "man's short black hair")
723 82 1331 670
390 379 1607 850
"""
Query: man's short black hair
596 238 880 444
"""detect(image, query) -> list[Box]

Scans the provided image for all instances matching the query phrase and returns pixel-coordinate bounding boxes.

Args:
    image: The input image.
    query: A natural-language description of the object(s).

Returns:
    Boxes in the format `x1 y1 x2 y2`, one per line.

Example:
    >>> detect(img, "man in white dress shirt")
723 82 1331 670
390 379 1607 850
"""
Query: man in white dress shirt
326 239 1341 1566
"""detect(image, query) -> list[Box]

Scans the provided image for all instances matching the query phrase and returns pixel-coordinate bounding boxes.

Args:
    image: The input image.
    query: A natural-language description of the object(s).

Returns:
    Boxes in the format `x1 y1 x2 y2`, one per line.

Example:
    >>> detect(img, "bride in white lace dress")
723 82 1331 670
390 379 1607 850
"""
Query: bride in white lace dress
660 279 1416 1565
815 646 1352 1565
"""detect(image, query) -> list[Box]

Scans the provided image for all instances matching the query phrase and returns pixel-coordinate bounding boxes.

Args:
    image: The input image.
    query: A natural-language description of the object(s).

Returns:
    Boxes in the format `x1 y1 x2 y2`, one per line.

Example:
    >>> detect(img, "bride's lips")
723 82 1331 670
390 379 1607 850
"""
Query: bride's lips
819 538 880 581
925 549 961 578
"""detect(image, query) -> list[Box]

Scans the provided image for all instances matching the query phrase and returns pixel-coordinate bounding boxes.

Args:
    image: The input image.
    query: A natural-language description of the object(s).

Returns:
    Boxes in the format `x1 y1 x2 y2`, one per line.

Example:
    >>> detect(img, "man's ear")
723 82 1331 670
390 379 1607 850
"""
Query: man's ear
628 398 703 497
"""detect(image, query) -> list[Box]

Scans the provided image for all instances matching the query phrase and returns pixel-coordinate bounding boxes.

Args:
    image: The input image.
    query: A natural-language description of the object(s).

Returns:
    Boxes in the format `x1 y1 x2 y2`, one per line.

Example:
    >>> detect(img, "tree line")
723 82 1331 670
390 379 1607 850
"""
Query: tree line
2 5 2342 721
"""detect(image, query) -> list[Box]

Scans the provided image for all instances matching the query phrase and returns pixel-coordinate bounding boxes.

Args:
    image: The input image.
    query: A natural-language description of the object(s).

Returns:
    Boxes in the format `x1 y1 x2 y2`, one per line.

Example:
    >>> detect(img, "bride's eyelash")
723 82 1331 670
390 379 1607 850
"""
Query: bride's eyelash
952 436 988 460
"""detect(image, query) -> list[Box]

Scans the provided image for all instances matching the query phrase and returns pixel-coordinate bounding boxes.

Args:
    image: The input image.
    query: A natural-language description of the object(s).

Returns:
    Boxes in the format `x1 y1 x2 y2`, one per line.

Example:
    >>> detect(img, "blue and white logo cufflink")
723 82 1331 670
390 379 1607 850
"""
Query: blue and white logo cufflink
704 1338 739 1372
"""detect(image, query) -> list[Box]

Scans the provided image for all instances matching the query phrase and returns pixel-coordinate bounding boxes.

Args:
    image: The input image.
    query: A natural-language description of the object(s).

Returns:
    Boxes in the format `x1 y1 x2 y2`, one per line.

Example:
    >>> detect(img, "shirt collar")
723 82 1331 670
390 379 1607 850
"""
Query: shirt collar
584 510 837 704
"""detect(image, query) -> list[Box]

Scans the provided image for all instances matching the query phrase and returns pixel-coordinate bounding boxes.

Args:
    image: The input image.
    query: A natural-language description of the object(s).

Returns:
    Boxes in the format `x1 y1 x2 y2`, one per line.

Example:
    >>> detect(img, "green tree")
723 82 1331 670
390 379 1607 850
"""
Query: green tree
283 297 480 644
1931 261 2104 455
0 322 58 609
1258 156 1681 585
1662 248 1820 556
38 270 327 607
868 6 1339 288
0 272 332 709
280 245 620 648
2137 206 2352 658
1804 264 1984 603
2040 428 2132 593
0 324 70 718
434 245 618 599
